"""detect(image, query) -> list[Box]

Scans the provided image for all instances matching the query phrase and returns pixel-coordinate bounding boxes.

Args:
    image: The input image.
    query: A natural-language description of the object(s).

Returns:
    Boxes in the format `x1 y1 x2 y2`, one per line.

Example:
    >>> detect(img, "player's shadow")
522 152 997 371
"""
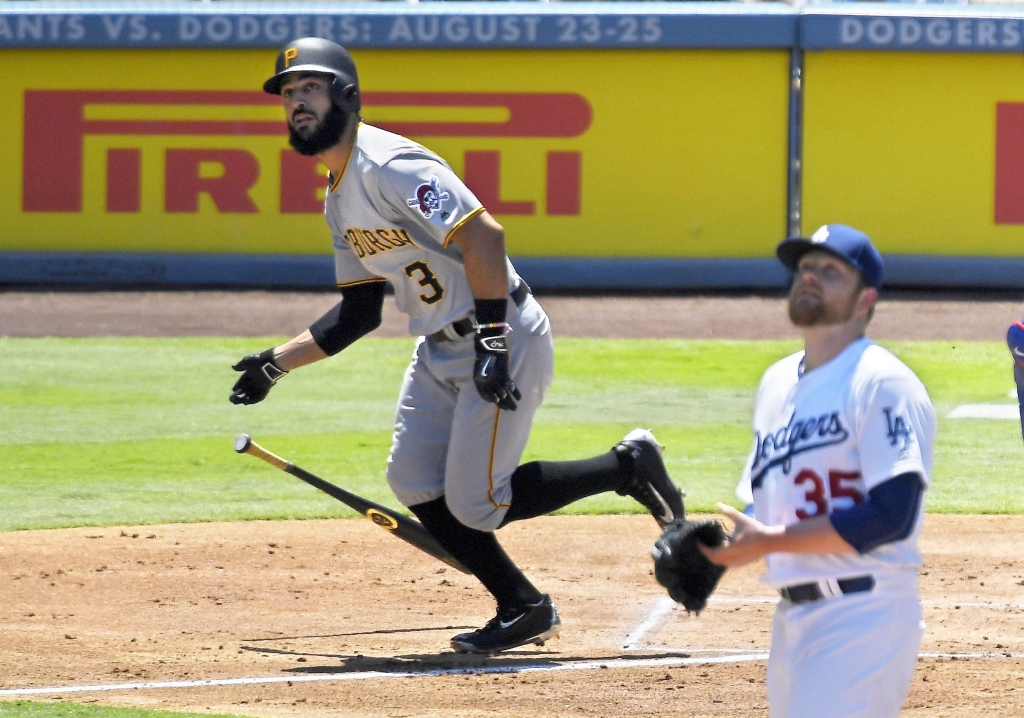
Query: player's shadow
242 625 475 643
292 651 565 673
241 625 695 673
241 641 694 674
286 650 697 674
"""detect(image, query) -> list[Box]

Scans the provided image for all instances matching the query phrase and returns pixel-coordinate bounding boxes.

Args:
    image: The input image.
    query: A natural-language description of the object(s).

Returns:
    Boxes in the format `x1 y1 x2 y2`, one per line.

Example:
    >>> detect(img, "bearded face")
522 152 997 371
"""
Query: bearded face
288 104 349 156
788 286 860 327
787 252 864 327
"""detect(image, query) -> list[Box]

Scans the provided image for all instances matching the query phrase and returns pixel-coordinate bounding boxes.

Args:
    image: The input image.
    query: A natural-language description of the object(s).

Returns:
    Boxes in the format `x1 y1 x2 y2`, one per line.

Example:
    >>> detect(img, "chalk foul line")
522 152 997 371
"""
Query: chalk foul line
621 596 1024 661
0 654 769 698
622 596 677 650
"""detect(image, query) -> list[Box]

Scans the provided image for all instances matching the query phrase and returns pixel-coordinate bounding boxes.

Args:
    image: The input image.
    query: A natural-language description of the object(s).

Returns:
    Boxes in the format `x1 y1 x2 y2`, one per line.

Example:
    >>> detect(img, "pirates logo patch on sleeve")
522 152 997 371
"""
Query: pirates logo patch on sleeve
407 176 451 219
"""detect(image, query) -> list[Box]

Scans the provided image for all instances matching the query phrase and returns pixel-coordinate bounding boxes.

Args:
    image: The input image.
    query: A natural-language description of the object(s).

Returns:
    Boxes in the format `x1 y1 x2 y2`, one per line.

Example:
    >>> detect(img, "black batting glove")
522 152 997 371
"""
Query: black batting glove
230 348 287 405
473 323 520 411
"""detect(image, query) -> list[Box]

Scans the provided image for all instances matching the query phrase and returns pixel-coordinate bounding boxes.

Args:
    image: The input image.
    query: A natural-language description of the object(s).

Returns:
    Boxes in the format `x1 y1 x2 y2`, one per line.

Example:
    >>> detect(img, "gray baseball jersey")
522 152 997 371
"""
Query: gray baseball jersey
326 123 554 531
326 123 521 337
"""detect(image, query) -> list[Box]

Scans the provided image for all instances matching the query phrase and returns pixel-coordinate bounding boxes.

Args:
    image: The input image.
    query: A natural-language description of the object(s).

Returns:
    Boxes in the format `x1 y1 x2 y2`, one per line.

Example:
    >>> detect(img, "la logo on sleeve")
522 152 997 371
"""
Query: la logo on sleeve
883 408 913 450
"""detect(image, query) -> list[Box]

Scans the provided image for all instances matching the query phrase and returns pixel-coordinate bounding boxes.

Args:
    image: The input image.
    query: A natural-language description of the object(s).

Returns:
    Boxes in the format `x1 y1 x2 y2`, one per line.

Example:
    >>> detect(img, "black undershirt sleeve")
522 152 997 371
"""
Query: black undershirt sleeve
308 281 386 356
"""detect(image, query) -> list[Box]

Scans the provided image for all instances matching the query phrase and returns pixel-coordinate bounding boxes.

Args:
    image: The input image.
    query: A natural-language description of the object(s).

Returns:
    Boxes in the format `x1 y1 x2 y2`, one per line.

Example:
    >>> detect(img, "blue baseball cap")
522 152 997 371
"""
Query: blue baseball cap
776 224 884 292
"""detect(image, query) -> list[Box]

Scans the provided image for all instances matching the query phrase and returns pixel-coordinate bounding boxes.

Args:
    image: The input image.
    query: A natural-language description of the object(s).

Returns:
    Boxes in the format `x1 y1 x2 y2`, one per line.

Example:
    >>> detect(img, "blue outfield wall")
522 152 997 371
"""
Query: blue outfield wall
4 252 1023 291
6 3 1024 53
0 2 799 49
802 5 1024 53
3 2 1024 289
0 253 791 290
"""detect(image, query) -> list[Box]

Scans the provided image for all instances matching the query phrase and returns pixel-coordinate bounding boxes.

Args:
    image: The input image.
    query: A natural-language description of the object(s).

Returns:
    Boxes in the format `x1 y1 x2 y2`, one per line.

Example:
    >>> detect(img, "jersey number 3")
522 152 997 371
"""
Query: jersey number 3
794 469 865 520
404 261 445 305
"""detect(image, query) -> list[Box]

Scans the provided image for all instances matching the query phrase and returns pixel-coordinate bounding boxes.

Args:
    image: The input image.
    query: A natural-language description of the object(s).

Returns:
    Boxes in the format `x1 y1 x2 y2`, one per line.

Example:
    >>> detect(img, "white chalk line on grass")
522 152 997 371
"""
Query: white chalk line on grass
947 404 1019 420
0 654 770 698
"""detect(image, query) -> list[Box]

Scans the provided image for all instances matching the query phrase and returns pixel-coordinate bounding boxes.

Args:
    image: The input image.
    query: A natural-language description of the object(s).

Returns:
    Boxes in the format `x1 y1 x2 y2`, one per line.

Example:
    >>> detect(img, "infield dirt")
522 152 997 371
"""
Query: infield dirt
2 515 1024 717
1 290 1023 717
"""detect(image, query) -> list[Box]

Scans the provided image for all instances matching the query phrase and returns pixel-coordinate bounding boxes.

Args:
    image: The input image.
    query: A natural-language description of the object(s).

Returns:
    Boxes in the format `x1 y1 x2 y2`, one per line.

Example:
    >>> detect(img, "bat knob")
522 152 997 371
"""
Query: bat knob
234 433 252 453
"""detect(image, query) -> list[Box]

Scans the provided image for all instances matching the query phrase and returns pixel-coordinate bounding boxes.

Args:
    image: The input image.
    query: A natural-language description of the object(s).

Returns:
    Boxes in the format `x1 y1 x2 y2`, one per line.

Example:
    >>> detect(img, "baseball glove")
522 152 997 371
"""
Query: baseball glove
651 519 728 614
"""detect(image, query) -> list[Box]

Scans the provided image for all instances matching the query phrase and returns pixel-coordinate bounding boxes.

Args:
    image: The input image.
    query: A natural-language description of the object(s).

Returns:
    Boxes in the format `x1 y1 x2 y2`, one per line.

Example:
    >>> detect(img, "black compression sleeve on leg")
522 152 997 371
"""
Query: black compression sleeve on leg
309 280 386 356
500 450 631 526
409 497 543 610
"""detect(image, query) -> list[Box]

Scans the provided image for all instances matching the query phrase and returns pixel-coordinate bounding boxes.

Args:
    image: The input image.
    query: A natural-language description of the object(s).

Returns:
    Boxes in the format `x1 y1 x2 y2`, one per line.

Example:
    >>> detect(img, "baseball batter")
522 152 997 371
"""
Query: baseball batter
703 225 936 718
229 38 684 654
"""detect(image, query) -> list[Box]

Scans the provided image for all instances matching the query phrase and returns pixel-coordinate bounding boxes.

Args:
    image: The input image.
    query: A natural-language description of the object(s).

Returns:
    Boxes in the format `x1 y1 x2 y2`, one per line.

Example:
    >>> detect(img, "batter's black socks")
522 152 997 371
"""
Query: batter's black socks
500 450 632 526
408 497 543 609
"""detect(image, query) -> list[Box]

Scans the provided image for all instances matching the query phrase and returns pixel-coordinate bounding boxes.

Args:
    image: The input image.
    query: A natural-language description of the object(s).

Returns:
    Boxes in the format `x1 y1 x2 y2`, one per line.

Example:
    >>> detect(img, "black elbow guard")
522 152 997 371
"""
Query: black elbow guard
309 281 385 356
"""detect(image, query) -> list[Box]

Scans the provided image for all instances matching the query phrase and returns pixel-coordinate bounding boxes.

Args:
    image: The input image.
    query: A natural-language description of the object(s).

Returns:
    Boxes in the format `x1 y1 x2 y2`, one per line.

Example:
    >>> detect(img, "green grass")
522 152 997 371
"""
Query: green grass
0 337 1020 531
0 702 239 718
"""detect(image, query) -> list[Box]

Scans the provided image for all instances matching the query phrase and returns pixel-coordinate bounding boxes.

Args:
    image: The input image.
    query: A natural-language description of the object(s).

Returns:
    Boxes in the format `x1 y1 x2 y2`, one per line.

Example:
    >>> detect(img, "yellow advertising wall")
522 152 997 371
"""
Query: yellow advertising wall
802 50 1024 255
1 48 789 258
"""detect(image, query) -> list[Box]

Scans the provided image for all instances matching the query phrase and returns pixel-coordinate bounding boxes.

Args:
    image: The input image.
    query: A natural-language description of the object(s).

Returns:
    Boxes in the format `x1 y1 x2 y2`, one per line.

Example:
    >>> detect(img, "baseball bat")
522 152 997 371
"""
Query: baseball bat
234 433 470 574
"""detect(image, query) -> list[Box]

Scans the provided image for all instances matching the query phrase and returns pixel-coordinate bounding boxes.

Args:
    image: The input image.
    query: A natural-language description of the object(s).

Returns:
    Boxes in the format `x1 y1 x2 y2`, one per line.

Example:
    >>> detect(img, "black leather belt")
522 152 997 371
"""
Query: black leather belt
428 280 532 343
779 575 875 604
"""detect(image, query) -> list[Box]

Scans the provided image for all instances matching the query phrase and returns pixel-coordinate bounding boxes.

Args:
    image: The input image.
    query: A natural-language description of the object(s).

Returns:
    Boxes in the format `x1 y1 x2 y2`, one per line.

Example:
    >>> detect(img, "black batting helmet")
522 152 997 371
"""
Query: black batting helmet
263 37 361 113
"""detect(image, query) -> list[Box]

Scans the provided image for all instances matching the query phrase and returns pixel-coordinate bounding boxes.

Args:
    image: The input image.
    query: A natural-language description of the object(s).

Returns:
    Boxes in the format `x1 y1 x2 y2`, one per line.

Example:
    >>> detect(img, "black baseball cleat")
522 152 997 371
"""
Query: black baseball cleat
450 595 561 654
614 428 685 527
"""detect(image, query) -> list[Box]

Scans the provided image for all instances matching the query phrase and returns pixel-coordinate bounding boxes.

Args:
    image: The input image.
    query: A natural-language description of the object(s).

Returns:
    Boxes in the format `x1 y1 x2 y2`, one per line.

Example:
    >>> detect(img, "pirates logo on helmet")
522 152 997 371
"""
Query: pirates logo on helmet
264 37 361 113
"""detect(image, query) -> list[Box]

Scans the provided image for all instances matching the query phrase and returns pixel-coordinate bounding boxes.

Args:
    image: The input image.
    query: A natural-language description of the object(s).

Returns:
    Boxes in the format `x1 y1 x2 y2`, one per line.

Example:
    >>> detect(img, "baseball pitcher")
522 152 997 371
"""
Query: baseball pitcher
703 225 936 718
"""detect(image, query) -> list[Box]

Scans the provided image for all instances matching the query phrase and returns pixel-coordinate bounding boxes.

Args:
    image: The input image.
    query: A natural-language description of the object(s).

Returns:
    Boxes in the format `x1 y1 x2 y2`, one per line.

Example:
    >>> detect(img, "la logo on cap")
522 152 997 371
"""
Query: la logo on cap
811 226 830 244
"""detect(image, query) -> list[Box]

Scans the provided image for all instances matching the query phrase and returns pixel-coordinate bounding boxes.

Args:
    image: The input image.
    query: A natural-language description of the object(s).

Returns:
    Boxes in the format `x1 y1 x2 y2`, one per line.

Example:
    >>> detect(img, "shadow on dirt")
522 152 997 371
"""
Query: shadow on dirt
239 640 695 674
241 625 476 642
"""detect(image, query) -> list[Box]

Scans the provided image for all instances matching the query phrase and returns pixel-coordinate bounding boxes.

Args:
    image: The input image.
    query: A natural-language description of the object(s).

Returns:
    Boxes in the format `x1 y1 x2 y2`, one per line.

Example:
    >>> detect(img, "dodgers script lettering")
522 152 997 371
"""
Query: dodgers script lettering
750 411 849 486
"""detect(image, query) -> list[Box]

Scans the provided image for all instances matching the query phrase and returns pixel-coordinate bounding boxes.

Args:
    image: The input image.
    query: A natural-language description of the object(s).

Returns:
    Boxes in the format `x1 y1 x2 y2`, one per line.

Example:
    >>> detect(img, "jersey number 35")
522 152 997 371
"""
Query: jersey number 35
795 469 865 520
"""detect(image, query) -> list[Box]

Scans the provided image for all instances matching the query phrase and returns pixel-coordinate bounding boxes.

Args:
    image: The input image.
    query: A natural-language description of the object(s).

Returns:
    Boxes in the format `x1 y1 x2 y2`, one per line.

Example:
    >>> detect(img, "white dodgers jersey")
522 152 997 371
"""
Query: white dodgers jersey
324 124 521 337
736 337 936 588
